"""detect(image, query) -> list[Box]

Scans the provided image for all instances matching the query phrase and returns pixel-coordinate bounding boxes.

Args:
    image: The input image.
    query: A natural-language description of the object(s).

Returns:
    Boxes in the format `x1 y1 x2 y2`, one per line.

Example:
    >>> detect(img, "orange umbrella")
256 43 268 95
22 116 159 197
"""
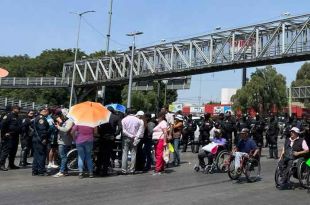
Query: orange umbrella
0 68 9 78
67 101 111 127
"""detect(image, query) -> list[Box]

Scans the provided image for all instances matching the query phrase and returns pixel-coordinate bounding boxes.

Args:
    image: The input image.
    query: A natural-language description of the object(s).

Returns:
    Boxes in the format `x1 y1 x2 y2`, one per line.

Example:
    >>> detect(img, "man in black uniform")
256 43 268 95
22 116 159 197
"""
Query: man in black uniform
0 105 21 171
182 114 197 152
0 105 12 160
19 110 35 167
199 113 213 147
97 107 122 176
266 113 279 159
220 112 236 151
32 108 50 176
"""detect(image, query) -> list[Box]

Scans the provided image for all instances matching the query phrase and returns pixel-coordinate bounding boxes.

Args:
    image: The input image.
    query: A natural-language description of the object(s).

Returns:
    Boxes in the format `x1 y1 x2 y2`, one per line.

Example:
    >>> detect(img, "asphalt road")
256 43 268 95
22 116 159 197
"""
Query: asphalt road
0 146 309 205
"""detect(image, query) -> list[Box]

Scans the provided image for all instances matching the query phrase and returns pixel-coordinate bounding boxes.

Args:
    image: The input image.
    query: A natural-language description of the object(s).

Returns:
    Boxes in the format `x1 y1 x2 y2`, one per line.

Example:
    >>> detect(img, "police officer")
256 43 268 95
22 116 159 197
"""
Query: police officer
199 113 213 147
32 108 50 176
251 114 265 156
182 114 197 152
0 105 21 171
267 113 279 159
19 110 35 167
220 112 236 151
0 105 12 162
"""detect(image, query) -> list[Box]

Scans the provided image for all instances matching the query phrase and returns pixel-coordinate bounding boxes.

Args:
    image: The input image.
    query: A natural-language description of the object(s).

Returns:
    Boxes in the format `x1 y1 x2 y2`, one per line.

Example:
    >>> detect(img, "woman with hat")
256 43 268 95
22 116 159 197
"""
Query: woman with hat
172 114 184 166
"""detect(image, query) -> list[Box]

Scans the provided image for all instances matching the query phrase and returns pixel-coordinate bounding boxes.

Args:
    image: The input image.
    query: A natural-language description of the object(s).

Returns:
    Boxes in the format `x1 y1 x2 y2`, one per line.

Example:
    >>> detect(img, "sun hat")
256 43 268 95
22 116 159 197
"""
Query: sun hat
135 110 145 116
175 114 184 121
290 127 300 134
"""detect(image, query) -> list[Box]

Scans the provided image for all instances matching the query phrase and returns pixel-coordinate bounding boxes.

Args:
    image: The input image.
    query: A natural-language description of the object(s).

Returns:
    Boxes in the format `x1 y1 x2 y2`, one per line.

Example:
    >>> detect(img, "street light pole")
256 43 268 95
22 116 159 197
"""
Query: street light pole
162 79 168 106
69 10 95 108
126 31 143 108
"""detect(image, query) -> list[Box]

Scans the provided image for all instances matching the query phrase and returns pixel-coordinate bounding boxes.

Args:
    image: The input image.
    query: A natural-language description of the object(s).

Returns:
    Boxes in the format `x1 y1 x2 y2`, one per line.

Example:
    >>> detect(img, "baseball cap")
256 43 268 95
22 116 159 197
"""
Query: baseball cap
240 128 249 133
135 110 145 116
290 127 300 134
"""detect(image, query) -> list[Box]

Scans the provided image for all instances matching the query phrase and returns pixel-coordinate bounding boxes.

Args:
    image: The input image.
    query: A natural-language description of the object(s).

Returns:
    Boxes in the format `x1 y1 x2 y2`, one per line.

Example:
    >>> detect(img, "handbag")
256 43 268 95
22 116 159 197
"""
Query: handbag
152 131 163 140
163 146 170 163
168 143 175 153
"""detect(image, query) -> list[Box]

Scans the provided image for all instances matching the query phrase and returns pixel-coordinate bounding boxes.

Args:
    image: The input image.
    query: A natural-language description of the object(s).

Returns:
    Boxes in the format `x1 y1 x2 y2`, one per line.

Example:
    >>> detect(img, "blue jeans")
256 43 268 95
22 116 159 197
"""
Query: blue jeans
76 141 93 173
173 138 181 165
58 144 70 173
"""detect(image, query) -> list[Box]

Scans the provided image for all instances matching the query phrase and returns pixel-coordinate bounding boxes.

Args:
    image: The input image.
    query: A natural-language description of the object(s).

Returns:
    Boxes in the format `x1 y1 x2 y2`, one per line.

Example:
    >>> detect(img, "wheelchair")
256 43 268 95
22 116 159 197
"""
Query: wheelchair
274 157 310 189
227 152 261 183
194 145 230 174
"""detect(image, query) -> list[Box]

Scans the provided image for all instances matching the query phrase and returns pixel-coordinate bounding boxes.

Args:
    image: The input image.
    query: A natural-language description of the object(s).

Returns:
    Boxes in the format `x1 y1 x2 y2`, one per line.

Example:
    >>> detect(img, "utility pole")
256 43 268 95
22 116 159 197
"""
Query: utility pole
242 68 247 87
100 0 113 104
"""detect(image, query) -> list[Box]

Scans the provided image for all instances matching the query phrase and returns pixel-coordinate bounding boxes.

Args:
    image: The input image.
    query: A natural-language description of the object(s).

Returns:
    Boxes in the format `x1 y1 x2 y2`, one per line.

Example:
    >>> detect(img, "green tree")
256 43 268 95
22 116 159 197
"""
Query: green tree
291 62 310 108
121 81 178 112
231 66 287 114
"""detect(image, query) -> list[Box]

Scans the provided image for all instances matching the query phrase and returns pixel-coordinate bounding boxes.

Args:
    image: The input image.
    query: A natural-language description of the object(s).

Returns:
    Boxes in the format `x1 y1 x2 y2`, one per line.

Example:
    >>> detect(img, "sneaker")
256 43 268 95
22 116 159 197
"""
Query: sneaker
89 173 94 178
47 163 52 169
51 164 59 169
152 172 162 176
78 173 84 179
121 169 127 175
53 172 64 178
0 165 8 171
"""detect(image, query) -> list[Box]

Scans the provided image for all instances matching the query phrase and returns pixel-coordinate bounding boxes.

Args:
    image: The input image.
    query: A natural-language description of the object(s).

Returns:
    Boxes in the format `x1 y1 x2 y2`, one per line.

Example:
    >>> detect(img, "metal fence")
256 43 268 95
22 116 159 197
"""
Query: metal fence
0 96 45 111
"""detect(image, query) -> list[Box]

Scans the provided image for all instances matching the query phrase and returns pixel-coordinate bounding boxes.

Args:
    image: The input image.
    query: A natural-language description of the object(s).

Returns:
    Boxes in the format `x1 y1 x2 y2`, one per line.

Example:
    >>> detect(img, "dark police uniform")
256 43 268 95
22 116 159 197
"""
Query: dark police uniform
0 112 21 169
19 116 34 166
267 117 279 158
32 114 49 175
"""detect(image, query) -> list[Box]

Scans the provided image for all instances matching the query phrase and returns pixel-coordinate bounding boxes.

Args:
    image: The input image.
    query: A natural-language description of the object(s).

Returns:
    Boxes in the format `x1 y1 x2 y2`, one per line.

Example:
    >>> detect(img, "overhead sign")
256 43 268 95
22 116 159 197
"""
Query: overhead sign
132 76 191 91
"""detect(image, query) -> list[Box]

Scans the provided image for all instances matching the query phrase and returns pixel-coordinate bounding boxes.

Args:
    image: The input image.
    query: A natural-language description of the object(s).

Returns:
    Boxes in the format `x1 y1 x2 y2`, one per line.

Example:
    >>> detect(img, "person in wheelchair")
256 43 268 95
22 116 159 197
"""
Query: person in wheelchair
233 128 259 174
278 127 309 189
197 128 226 170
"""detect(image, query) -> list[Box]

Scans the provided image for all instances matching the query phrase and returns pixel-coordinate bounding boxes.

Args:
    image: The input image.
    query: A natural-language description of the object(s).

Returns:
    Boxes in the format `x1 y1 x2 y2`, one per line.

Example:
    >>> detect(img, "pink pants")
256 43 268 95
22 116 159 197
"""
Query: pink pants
155 139 165 172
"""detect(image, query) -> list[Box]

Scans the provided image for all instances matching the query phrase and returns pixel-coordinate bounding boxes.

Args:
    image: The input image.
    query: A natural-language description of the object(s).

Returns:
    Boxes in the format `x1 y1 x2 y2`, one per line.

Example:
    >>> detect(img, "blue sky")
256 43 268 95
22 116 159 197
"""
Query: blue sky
1 0 309 104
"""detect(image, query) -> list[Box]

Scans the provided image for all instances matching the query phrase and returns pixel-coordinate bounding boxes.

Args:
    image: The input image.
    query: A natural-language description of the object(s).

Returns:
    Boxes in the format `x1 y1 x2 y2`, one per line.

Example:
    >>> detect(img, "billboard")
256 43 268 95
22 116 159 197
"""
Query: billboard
169 103 183 113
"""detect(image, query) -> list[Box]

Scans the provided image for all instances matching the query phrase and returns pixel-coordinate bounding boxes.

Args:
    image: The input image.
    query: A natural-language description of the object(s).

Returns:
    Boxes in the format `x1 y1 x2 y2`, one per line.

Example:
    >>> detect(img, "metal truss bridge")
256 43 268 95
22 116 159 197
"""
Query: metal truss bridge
62 14 310 87
291 86 310 99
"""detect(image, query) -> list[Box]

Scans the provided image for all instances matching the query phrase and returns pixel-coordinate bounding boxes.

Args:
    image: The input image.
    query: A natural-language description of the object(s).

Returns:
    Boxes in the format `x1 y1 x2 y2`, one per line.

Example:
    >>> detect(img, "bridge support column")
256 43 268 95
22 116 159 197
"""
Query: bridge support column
156 81 161 114
242 68 247 87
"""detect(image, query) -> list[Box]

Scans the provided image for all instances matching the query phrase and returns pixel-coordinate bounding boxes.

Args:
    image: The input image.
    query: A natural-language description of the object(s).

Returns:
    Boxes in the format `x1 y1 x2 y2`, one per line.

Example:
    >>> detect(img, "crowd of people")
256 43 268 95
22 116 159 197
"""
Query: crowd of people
0 104 309 189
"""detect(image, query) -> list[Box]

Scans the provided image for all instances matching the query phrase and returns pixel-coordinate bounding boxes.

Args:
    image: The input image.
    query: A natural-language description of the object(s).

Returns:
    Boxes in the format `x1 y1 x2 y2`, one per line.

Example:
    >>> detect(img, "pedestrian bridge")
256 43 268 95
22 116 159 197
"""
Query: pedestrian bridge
62 14 310 87
0 14 309 90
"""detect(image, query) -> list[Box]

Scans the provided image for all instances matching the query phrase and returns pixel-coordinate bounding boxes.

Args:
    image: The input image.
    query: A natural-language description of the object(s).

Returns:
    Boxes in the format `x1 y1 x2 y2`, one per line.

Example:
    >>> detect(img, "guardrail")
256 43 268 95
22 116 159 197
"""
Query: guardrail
0 97 45 111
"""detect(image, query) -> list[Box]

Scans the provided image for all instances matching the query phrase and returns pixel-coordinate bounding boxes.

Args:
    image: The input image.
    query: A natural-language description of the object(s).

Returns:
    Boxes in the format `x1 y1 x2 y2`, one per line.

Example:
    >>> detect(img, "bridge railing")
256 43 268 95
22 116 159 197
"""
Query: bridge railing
0 77 70 87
